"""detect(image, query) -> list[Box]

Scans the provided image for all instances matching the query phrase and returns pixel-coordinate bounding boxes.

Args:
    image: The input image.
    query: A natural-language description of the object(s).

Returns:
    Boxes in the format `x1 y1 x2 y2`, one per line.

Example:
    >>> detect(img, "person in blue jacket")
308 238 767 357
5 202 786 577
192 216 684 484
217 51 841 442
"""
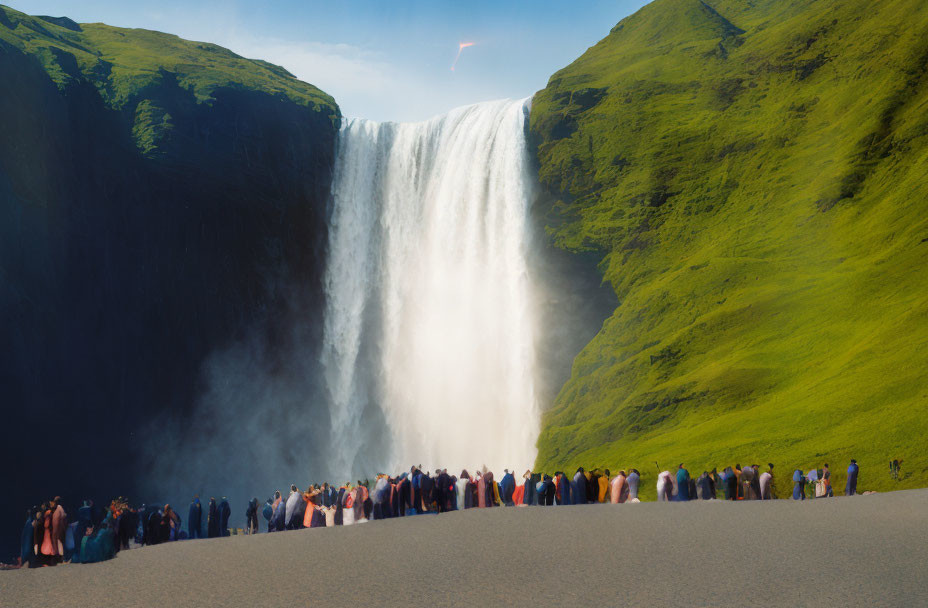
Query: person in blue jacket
845 460 859 496
20 508 36 567
792 470 806 500
262 498 274 532
675 464 691 501
500 470 516 506
188 496 202 539
572 467 587 505
272 494 287 530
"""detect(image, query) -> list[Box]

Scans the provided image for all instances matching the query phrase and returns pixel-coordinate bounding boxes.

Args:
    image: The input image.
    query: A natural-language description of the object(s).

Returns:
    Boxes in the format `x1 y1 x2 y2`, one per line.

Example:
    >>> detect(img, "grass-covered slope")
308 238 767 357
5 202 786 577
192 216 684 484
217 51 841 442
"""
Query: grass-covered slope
0 4 337 155
530 0 928 496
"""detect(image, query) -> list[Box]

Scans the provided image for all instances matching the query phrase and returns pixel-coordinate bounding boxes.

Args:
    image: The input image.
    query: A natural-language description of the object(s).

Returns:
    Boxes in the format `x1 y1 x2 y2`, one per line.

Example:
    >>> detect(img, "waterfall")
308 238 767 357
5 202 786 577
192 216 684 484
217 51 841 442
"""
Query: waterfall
322 98 539 479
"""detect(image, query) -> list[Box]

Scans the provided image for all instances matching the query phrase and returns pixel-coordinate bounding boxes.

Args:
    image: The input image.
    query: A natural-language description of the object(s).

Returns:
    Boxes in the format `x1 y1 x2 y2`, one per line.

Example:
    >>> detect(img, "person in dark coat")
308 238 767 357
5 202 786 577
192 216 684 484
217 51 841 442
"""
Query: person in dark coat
334 487 346 525
436 470 452 512
218 498 231 536
724 467 738 500
146 507 163 545
483 471 496 507
207 498 220 538
321 483 331 508
522 471 535 506
397 474 411 516
411 468 423 514
272 495 287 530
463 474 476 509
845 460 859 496
587 470 600 503
695 472 712 499
188 497 202 539
78 501 93 532
500 470 516 506
420 472 435 512
245 498 259 534
572 468 587 505
542 475 556 505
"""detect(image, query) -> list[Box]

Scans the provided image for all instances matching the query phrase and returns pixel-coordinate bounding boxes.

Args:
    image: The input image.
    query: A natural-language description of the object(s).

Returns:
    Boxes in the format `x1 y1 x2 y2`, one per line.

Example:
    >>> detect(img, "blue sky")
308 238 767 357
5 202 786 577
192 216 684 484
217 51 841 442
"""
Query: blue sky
12 1 649 121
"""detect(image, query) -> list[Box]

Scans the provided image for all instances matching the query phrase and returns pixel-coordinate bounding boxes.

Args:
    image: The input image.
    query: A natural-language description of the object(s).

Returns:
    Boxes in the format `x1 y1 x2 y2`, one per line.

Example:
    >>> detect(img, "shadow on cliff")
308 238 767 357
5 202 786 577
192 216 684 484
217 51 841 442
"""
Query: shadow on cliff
0 42 337 554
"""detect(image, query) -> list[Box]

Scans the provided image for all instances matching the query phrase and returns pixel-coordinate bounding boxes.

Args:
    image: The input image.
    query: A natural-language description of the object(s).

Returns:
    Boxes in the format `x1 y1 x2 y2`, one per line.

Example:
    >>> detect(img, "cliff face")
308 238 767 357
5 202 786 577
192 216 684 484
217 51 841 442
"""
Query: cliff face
0 6 338 554
530 0 928 493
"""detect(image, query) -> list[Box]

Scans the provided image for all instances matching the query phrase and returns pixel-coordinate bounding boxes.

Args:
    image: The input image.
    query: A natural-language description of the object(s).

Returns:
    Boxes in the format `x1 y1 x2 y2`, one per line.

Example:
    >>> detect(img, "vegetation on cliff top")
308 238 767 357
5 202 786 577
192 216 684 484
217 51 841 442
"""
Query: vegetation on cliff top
0 4 338 155
530 0 928 496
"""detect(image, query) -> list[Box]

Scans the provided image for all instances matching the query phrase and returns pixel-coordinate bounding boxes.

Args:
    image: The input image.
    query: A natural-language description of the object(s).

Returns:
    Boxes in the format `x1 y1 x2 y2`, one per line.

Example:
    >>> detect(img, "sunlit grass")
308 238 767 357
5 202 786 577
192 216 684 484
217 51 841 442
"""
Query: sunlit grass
530 0 928 496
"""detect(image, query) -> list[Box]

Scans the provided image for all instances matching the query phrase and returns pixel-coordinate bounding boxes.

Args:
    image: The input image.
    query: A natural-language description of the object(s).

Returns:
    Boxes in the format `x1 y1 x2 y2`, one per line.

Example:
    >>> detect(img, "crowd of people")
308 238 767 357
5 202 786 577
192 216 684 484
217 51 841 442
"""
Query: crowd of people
12 459 862 568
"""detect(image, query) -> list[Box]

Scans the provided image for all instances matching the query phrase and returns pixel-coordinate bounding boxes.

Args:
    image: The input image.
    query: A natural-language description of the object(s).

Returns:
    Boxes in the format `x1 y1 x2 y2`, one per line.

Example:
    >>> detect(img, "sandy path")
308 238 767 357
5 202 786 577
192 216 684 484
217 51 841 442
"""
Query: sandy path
4 489 927 607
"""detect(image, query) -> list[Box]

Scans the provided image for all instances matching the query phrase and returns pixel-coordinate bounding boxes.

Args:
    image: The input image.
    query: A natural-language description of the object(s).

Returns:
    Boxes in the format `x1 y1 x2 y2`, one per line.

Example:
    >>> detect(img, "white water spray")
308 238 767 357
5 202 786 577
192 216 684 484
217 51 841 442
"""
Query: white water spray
322 98 540 479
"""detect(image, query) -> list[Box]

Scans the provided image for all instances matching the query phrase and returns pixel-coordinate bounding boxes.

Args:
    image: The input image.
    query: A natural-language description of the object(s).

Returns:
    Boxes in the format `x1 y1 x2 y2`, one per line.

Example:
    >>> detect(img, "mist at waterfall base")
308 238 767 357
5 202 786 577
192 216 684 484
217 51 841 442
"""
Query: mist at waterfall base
139 99 615 526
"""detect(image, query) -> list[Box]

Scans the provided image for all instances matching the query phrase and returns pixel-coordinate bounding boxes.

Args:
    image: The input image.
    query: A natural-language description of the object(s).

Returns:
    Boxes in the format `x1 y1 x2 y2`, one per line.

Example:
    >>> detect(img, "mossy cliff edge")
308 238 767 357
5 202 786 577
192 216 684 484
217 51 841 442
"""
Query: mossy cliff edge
530 0 928 496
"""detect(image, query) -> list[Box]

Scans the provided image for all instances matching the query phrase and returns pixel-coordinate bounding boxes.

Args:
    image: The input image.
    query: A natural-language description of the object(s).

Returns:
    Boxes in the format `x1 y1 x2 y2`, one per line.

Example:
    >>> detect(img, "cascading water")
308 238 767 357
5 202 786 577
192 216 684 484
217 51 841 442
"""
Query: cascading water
322 98 540 479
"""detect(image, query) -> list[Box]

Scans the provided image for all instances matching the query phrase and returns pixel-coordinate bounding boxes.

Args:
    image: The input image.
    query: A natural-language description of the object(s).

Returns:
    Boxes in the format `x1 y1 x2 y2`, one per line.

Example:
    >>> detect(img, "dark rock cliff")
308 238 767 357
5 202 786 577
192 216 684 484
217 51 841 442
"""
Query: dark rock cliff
0 19 338 557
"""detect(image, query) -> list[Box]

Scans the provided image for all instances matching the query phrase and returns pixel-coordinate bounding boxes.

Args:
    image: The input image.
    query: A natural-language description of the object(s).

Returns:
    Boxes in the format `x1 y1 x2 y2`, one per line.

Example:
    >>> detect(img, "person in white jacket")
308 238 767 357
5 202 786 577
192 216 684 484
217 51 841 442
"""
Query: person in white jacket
284 485 301 529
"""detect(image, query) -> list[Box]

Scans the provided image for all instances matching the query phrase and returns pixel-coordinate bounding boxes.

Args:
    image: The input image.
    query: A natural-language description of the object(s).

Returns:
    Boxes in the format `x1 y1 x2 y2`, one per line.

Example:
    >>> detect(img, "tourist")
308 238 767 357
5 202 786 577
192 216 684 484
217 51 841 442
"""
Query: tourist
553 471 569 505
597 469 609 502
285 485 301 530
357 482 370 522
572 467 587 505
720 467 736 500
245 498 259 533
822 464 834 497
759 467 773 500
521 470 535 506
627 469 641 501
205 498 219 537
695 472 712 500
262 498 273 532
741 466 757 500
272 492 287 531
675 465 691 501
500 469 516 506
792 470 806 500
188 497 202 539
20 509 35 568
610 471 627 504
342 485 356 525
846 460 859 496
656 470 674 501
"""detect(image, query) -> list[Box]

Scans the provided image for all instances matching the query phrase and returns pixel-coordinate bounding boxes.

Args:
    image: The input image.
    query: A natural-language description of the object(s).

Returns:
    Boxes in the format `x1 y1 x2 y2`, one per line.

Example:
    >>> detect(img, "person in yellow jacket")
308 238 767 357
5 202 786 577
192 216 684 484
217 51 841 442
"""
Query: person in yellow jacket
598 469 610 502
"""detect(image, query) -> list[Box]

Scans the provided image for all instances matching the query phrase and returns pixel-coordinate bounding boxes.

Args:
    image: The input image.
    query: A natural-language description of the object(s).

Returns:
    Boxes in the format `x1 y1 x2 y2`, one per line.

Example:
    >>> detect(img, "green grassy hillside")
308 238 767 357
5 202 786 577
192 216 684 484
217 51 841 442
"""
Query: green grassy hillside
0 4 337 155
530 0 928 496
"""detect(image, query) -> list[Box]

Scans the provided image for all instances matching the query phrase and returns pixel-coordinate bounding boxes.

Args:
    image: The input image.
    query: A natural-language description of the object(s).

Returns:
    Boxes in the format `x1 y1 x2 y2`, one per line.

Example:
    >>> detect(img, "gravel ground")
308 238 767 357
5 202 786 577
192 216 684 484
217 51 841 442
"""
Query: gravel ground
4 489 927 607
